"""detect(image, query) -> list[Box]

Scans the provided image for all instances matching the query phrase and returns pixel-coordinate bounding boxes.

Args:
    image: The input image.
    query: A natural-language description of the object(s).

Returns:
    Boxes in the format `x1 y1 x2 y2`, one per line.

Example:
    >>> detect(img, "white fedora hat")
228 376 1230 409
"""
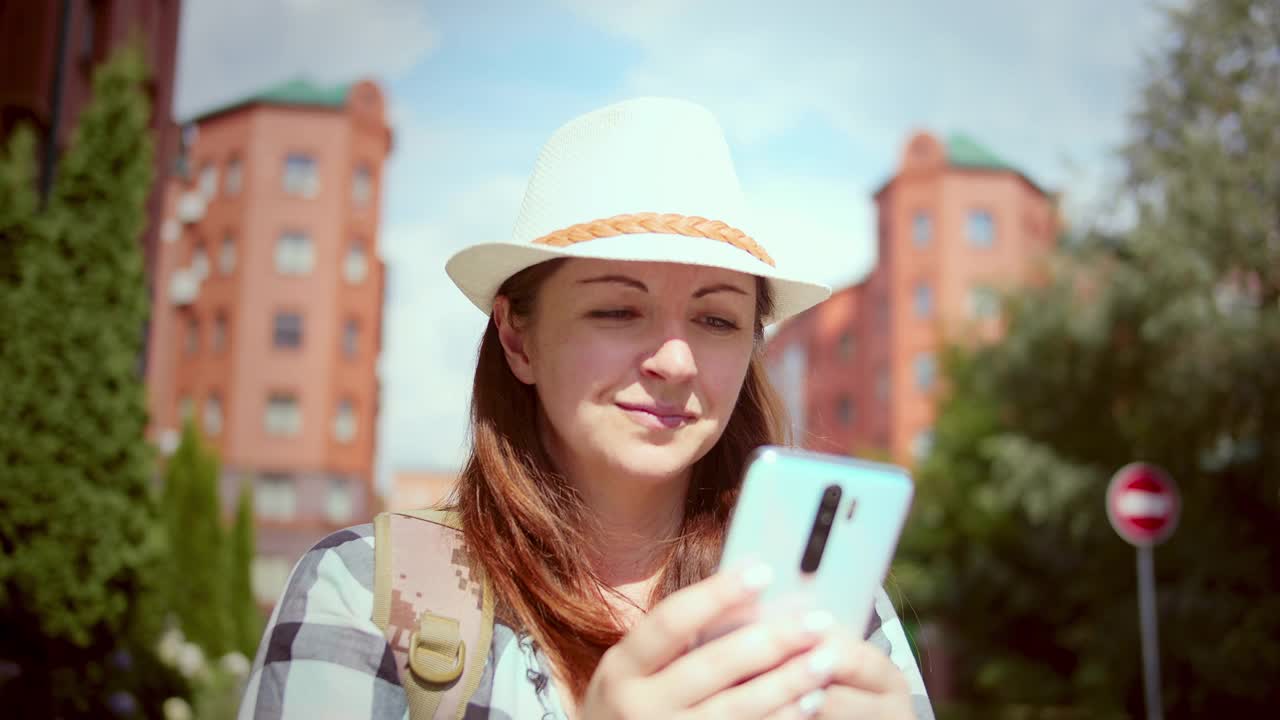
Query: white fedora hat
445 97 831 324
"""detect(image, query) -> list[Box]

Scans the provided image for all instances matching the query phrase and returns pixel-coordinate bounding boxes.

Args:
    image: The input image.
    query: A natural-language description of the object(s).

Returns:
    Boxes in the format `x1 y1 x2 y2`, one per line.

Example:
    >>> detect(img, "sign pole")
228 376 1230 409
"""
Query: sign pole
1107 462 1178 720
1136 545 1163 720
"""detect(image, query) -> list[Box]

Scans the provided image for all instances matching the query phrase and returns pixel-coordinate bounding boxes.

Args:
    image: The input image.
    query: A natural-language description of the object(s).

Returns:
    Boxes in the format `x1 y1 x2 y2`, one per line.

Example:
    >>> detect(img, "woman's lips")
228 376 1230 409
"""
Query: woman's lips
616 403 695 430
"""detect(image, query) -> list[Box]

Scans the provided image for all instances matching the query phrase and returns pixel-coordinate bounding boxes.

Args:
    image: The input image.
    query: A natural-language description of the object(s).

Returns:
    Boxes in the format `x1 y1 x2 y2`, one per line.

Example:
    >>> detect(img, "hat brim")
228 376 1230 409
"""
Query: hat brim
445 233 831 326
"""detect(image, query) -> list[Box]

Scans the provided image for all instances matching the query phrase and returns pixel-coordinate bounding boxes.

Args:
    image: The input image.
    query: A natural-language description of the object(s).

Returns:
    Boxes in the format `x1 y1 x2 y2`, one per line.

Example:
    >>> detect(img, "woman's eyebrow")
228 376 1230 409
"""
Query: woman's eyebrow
693 283 749 299
577 274 648 292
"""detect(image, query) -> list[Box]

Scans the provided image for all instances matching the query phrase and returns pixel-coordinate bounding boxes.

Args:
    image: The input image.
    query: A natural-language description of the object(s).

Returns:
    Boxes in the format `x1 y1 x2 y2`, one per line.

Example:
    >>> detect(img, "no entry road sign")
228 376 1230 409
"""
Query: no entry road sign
1107 462 1180 547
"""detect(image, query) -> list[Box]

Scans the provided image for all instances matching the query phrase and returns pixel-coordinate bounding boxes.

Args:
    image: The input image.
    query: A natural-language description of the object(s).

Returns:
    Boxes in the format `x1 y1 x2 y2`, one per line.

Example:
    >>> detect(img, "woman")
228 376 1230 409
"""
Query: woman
239 98 934 719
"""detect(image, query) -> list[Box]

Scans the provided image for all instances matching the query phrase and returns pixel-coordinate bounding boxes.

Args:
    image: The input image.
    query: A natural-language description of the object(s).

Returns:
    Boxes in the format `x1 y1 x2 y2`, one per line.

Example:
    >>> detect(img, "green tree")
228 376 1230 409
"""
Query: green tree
896 1 1280 716
229 480 262 658
162 419 232 658
0 45 184 714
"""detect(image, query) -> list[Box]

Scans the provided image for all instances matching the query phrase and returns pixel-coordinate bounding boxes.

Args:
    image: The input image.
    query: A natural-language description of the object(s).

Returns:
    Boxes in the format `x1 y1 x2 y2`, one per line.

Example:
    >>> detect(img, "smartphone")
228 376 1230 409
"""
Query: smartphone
704 445 914 641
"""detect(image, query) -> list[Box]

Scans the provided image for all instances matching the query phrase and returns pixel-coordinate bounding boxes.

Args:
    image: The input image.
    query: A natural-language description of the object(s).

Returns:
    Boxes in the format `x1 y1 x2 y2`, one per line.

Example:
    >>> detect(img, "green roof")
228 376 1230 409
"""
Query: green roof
188 78 352 123
873 132 1048 198
946 133 1015 171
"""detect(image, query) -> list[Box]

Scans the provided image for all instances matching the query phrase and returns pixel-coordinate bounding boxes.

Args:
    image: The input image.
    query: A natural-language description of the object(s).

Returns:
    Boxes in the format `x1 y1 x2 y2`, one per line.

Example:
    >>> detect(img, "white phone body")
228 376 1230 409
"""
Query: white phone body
706 446 914 640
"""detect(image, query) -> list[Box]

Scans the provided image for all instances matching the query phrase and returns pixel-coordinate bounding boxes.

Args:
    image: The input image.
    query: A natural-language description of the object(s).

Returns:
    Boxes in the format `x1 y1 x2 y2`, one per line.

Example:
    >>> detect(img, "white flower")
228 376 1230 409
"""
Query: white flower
221 651 251 677
176 642 206 678
162 697 193 720
156 627 186 666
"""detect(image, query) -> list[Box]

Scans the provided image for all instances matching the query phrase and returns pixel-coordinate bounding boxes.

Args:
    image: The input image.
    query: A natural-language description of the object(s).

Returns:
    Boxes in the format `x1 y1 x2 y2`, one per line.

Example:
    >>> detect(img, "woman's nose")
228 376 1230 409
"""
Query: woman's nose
641 336 697 383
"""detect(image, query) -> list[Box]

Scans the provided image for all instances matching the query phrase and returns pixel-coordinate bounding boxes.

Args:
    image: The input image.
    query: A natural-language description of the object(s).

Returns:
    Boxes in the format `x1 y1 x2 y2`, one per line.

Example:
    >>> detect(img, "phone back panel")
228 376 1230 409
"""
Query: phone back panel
718 446 914 633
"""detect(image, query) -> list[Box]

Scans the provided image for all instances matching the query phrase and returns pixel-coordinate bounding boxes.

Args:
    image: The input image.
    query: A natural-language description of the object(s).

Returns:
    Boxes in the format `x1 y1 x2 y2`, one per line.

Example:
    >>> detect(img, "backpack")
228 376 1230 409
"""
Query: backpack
372 509 495 720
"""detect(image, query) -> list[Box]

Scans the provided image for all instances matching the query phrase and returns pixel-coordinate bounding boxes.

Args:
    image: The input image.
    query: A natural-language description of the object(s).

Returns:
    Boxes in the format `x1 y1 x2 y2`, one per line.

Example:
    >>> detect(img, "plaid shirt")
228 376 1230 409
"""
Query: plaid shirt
238 524 935 719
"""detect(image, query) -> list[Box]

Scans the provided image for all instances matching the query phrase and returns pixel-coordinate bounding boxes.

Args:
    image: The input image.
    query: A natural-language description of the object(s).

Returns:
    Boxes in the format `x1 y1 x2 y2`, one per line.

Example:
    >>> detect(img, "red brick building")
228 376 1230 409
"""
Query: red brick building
145 78 392 604
767 132 1060 466
0 0 183 278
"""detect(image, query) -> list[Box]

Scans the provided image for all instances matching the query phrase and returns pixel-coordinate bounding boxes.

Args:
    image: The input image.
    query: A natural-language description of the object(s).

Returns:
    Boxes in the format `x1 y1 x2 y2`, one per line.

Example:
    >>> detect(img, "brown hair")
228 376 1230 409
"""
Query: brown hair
454 258 789 698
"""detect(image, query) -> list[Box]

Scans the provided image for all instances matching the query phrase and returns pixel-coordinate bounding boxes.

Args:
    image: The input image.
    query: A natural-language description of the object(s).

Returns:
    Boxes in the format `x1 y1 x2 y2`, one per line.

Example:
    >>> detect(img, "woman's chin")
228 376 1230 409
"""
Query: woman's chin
602 441 706 484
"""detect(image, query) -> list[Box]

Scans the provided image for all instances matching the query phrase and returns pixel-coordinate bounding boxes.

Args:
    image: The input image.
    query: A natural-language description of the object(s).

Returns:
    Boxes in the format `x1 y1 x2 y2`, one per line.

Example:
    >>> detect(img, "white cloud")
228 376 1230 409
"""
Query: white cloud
558 0 1171 223
745 177 876 290
374 170 528 486
174 0 438 118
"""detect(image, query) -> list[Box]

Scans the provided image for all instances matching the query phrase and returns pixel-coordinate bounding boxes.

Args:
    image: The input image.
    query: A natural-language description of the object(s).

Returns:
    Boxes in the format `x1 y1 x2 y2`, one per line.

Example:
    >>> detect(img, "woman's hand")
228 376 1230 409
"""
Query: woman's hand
799 627 915 719
580 564 838 720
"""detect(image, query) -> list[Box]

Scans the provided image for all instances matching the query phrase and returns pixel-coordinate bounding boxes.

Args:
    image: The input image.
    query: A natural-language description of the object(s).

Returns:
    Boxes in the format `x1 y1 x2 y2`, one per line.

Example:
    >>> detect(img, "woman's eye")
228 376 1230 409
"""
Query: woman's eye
700 315 740 331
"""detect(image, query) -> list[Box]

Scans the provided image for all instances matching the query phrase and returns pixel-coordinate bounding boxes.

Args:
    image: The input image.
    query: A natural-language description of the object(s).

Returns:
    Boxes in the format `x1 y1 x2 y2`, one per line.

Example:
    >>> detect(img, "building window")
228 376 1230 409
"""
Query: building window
219 232 236 274
352 163 373 207
912 211 931 247
178 394 194 421
204 393 223 436
264 394 301 436
970 286 999 319
911 429 935 462
191 241 209 279
273 312 303 349
198 162 218 198
344 238 368 284
255 473 296 520
275 231 314 275
914 352 936 392
836 394 854 426
212 311 227 352
225 156 242 195
326 478 353 523
283 153 318 197
185 316 199 355
342 318 360 359
333 398 356 443
251 556 292 605
837 331 854 361
913 283 933 318
968 210 995 247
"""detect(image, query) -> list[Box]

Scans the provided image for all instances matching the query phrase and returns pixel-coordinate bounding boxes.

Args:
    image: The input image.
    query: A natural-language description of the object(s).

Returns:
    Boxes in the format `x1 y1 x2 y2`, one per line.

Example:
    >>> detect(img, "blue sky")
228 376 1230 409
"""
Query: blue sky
175 0 1176 488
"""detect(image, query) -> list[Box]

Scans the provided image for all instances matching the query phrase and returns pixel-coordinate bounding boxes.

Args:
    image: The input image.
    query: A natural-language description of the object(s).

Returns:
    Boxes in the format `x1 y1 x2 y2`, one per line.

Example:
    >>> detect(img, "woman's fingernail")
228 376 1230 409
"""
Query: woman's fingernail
809 646 838 678
802 610 834 635
798 689 826 716
740 563 774 592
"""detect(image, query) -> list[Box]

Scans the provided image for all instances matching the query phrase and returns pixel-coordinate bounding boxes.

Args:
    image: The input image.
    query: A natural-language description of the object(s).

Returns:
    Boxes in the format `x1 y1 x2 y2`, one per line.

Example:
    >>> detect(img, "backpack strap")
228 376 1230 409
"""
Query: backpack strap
373 509 495 720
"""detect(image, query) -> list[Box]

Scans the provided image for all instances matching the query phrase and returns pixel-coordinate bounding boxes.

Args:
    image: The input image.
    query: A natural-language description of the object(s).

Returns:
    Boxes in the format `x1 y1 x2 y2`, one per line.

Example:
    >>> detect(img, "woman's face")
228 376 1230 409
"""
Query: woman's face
497 259 758 486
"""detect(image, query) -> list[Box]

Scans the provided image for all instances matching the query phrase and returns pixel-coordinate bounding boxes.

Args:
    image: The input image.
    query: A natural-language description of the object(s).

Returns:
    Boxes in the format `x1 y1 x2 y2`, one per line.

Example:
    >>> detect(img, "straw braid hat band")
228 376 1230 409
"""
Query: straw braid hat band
532 212 776 267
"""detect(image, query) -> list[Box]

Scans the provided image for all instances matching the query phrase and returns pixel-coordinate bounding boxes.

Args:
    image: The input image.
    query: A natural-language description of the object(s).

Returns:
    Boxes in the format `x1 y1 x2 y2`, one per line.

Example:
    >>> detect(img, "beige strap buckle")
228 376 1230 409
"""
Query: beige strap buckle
408 614 467 684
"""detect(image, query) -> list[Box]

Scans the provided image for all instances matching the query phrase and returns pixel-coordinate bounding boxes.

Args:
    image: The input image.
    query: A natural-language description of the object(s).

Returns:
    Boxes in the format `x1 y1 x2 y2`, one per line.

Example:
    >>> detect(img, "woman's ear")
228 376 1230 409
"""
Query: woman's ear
493 296 536 385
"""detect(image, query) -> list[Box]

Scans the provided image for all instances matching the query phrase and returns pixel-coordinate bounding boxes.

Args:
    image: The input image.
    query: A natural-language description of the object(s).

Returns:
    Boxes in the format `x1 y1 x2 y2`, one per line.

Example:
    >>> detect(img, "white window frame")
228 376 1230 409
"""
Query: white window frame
225 157 242 195
911 429 935 461
970 286 999 319
204 394 223 436
352 164 373 207
191 242 209 279
912 211 931 247
968 209 995 247
275 231 315 275
333 398 356 443
326 477 353 524
283 153 318 197
913 283 933 319
343 239 368 284
265 394 301 436
219 233 236 275
199 162 218 199
342 318 359 358
914 352 936 392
